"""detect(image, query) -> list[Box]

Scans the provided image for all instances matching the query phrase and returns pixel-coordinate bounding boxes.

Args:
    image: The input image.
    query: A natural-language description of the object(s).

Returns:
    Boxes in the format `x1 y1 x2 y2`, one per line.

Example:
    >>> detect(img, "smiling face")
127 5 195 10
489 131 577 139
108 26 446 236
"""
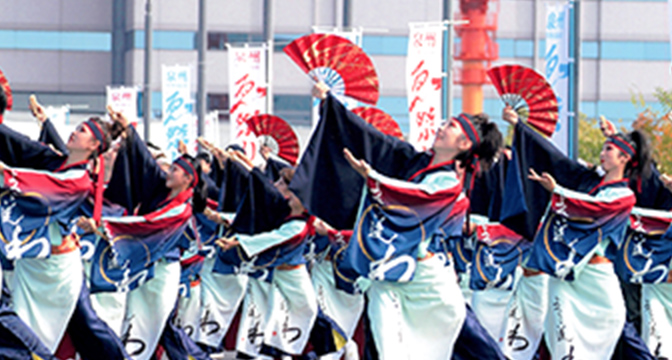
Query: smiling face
600 142 630 174
67 123 101 154
432 118 473 154
165 163 193 190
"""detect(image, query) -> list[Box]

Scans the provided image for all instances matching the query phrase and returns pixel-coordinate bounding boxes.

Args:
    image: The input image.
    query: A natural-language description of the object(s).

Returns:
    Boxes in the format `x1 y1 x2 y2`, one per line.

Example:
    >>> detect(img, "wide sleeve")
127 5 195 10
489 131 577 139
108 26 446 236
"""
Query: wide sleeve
632 164 672 210
104 125 169 214
290 94 431 230
236 219 306 257
37 119 68 155
0 123 64 170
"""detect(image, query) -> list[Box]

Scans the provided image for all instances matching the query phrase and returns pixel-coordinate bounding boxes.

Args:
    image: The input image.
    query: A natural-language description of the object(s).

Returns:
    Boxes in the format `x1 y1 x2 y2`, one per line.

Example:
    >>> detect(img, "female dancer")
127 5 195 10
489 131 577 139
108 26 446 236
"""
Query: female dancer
502 105 644 358
0 94 127 359
306 82 502 359
85 110 208 360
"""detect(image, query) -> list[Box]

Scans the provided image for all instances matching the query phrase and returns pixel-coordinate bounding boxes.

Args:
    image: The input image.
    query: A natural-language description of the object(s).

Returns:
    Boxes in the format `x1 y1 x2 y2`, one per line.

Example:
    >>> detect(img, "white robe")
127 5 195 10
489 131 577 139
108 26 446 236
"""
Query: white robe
641 282 672 359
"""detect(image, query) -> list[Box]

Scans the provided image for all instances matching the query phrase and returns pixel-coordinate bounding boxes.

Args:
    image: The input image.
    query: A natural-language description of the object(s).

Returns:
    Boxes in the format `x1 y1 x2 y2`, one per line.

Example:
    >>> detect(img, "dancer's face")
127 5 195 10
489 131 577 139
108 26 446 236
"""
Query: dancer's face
166 163 193 190
67 123 100 154
432 118 472 154
599 142 629 173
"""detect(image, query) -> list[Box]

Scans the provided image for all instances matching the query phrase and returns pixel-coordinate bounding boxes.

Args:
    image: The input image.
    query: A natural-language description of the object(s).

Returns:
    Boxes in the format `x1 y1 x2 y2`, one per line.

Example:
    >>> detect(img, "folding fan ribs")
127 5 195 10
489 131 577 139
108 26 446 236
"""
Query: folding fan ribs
352 107 404 140
246 114 300 166
486 64 558 138
283 33 380 105
0 68 13 124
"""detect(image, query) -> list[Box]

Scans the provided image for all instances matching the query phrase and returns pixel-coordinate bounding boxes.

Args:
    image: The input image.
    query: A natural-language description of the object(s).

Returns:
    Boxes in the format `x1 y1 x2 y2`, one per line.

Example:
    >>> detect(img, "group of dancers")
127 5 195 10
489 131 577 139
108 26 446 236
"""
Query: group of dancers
0 78 670 360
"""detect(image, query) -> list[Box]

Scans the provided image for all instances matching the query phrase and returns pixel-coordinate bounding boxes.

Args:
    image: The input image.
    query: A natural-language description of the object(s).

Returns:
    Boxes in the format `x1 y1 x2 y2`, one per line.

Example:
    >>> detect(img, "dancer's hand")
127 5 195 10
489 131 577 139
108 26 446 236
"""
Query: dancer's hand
599 115 617 137
29 95 48 123
661 174 672 192
215 237 239 251
528 168 556 192
311 81 330 100
107 105 129 129
502 105 519 126
343 148 371 178
76 217 97 234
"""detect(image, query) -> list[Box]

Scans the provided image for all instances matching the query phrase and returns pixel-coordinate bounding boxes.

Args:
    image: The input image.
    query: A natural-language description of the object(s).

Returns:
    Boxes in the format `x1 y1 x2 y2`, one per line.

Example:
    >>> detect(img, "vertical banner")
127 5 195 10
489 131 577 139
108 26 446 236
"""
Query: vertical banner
162 65 194 160
310 28 364 128
406 23 444 151
545 2 570 154
228 45 268 162
106 86 139 124
669 0 672 74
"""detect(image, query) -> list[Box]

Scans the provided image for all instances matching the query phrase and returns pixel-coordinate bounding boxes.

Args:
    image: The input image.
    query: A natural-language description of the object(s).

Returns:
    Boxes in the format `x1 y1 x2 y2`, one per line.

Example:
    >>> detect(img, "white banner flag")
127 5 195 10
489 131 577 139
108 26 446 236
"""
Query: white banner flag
407 23 444 151
545 3 570 154
162 64 194 160
228 45 268 162
106 86 138 125
310 28 364 128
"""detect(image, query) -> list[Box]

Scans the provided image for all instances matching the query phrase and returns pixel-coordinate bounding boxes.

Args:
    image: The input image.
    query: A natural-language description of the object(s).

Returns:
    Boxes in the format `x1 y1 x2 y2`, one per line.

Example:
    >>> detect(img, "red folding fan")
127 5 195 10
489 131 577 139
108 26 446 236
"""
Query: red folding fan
284 33 379 105
246 114 300 166
0 68 13 124
486 64 558 138
352 107 404 140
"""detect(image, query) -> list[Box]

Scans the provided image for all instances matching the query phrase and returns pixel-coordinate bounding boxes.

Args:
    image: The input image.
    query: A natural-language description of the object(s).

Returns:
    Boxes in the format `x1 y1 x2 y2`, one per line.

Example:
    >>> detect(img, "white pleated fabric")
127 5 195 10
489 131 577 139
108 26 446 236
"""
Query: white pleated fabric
544 263 625 359
367 256 465 360
641 283 672 359
195 256 248 347
499 273 549 360
12 250 83 352
121 260 180 360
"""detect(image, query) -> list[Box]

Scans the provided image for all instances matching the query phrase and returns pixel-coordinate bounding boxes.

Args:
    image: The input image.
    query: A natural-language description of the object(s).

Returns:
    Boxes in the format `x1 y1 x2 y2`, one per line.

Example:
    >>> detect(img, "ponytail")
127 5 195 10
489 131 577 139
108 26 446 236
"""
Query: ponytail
626 129 652 180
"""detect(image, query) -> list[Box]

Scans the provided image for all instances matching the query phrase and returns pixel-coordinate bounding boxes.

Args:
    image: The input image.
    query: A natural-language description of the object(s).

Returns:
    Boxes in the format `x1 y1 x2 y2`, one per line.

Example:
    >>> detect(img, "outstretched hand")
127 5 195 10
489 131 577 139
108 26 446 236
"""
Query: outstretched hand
107 105 130 129
528 168 556 192
343 148 371 178
76 216 98 234
29 95 48 123
599 115 617 137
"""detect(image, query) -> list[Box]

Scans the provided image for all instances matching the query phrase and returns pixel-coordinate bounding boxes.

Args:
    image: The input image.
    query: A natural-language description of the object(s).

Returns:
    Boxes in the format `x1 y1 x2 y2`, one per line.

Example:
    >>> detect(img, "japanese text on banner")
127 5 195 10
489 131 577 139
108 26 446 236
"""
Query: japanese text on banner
106 86 139 127
545 3 570 154
228 46 267 162
162 65 194 160
406 23 444 151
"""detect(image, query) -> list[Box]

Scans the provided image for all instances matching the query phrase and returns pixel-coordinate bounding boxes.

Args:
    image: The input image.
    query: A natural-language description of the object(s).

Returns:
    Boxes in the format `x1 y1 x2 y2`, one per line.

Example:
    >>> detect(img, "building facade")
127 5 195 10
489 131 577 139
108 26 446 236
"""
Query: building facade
0 0 670 141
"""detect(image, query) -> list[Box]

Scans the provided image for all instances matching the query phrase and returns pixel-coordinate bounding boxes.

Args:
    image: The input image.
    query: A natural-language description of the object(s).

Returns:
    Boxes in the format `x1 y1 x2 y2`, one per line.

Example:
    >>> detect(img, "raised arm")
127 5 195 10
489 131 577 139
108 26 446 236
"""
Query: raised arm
104 115 169 214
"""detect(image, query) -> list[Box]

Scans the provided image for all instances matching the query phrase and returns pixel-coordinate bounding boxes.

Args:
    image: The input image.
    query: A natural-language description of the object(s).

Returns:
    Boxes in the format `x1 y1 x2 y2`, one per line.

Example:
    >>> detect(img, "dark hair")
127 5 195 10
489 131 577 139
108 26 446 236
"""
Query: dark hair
195 152 212 164
625 129 652 180
179 154 208 214
455 113 503 173
0 86 6 115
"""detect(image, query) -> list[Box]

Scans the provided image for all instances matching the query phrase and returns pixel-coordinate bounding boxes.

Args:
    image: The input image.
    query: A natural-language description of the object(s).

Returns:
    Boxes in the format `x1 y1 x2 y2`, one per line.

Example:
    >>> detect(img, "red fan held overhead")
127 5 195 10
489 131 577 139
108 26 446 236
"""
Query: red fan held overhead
246 114 300 166
351 107 404 140
0 68 13 124
283 33 379 105
486 64 558 138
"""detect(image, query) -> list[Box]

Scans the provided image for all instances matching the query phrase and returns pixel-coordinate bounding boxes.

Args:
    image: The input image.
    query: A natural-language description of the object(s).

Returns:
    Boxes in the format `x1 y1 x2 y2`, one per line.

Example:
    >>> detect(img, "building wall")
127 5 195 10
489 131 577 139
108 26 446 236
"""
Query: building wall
0 0 670 135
